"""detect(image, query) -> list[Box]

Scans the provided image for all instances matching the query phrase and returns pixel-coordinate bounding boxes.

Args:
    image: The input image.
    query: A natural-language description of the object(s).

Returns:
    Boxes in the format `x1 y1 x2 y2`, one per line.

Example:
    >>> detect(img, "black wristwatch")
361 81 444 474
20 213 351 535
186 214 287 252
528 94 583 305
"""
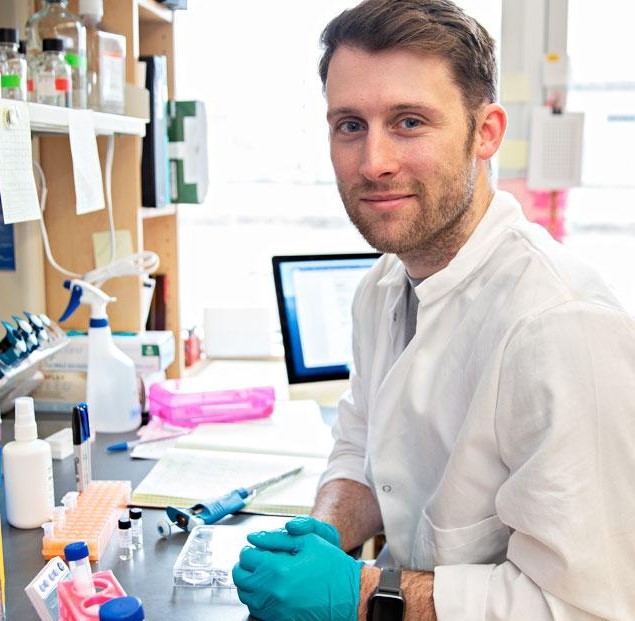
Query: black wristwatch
367 567 405 620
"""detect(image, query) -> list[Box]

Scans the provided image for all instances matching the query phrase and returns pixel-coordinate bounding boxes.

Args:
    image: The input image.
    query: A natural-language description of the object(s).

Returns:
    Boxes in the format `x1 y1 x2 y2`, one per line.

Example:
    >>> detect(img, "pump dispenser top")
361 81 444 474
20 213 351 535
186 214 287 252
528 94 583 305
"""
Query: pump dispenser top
14 396 38 441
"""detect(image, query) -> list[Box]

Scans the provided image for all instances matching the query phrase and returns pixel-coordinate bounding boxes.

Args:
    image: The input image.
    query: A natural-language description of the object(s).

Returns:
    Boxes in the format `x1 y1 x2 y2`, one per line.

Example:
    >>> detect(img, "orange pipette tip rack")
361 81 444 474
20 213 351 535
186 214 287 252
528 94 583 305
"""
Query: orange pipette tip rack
42 481 131 561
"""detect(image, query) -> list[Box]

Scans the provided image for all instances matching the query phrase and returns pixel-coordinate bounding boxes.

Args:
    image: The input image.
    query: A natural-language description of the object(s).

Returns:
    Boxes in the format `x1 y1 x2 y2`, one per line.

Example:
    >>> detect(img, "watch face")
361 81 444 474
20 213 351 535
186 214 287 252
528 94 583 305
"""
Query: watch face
368 593 405 621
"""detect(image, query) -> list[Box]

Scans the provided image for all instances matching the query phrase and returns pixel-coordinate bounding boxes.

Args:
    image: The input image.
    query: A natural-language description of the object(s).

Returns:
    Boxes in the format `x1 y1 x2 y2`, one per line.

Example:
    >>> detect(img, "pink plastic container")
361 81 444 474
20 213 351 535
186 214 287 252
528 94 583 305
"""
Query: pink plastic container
148 379 275 427
58 570 126 620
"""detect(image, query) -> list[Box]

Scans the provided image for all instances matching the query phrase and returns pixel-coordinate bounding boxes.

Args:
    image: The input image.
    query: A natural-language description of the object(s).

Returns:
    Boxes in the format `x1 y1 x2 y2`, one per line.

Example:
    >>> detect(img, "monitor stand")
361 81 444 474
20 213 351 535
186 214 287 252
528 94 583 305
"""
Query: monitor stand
288 379 350 408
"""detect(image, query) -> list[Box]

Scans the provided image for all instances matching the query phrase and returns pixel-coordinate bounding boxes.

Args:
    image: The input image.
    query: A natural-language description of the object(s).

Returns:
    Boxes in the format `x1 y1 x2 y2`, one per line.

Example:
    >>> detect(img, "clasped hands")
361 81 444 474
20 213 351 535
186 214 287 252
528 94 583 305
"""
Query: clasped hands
232 516 363 621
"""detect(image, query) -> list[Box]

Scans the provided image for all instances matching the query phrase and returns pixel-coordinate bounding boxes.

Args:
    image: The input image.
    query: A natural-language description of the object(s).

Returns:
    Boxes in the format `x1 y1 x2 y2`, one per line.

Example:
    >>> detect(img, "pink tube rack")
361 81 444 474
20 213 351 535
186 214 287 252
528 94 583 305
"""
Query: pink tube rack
42 481 131 561
58 570 126 620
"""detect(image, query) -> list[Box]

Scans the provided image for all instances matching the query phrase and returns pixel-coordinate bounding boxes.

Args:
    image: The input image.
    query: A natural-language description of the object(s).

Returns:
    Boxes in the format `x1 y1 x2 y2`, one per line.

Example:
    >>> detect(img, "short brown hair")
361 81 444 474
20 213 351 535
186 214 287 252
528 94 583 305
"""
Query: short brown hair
319 0 498 115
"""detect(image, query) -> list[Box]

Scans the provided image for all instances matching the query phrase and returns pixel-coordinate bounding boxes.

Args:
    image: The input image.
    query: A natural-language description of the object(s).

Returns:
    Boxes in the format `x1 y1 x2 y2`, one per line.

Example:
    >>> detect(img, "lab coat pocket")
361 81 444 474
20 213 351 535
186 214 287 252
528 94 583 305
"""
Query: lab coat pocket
411 511 510 569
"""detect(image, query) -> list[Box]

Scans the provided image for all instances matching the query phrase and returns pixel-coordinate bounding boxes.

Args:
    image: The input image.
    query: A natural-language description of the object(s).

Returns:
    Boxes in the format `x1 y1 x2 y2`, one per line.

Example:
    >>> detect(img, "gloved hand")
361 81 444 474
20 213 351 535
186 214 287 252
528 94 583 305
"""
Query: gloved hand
285 515 341 547
232 529 362 621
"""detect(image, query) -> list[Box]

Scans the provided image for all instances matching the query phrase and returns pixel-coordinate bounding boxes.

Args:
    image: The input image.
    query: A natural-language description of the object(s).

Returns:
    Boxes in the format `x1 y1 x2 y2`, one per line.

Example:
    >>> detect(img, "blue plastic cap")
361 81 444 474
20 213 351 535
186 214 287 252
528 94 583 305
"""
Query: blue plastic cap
64 541 90 561
99 596 145 621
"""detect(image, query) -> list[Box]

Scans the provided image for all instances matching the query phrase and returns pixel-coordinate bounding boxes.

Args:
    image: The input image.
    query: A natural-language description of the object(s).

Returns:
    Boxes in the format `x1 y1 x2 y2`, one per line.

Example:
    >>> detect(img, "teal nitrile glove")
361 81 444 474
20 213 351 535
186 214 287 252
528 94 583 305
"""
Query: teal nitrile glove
232 529 362 621
285 515 341 547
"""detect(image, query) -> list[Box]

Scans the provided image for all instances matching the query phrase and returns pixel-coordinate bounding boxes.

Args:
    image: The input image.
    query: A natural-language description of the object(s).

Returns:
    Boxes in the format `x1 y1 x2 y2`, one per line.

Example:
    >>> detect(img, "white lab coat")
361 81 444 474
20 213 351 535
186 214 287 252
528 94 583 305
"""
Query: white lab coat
320 191 635 620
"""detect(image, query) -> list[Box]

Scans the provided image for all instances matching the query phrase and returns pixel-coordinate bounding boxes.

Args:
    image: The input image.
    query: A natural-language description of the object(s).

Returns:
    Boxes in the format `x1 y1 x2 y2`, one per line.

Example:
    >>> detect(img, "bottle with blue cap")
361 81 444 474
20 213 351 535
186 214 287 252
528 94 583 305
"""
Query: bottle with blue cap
99 596 145 621
64 541 95 597
59 279 141 435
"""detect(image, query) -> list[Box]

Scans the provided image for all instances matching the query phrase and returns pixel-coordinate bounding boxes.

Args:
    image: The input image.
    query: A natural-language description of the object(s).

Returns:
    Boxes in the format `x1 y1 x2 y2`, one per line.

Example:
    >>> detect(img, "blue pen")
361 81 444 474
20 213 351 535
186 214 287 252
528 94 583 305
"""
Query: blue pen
156 466 304 538
106 431 189 452
72 403 92 492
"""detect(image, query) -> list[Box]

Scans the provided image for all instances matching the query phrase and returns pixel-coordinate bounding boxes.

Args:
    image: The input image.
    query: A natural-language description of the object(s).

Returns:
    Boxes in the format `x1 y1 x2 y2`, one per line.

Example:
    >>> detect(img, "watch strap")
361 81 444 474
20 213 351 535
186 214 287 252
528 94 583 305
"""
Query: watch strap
378 567 402 594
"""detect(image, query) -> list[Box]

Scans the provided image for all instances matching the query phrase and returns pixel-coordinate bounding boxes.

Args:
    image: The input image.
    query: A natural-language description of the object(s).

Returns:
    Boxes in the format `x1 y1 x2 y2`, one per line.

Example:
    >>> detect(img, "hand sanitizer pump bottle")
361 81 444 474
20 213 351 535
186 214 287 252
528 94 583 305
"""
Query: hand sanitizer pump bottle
59 280 141 434
2 397 55 529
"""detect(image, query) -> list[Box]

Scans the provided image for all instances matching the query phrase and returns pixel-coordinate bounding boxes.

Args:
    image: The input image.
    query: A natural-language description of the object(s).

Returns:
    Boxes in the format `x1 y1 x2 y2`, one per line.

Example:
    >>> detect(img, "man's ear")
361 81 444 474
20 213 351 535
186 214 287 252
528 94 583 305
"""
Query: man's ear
475 103 507 161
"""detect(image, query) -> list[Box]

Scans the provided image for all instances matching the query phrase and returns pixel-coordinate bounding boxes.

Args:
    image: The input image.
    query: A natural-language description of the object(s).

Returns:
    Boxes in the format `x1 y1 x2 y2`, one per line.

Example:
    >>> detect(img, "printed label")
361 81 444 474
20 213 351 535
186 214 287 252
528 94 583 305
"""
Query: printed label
38 75 57 98
99 47 125 106
1 74 20 88
55 78 71 92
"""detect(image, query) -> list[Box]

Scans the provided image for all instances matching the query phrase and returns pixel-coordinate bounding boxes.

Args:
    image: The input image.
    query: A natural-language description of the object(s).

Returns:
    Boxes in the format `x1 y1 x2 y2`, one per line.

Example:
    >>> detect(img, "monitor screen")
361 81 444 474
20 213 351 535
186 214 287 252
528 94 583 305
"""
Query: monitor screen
272 253 381 384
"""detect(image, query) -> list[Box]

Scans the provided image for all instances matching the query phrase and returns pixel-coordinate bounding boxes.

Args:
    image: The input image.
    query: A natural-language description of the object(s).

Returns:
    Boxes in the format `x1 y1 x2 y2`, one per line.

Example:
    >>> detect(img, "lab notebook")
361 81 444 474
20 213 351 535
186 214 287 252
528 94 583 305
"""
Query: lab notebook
131 399 332 514
130 447 327 516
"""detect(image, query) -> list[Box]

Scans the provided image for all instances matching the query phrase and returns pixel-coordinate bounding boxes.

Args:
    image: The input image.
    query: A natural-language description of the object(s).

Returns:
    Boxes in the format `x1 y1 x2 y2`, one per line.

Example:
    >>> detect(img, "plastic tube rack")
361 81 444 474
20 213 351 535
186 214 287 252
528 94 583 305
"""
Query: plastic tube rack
58 570 126 620
42 481 131 561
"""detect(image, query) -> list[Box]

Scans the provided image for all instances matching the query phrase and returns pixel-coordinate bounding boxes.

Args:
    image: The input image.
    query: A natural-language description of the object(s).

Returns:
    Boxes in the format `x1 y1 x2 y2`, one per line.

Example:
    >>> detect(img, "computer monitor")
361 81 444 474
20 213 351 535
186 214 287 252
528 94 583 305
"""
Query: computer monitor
272 252 381 405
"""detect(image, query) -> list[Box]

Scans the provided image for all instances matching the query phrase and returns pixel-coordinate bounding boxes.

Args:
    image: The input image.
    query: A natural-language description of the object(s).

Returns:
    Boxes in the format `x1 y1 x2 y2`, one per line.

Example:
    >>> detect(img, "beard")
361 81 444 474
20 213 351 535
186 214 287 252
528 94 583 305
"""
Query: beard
337 157 478 258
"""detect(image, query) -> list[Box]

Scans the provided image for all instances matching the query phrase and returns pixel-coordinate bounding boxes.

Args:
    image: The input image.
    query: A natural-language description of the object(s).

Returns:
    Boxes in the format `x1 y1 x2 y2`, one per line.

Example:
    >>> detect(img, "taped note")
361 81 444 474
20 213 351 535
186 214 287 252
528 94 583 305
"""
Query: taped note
68 109 105 215
501 73 531 103
0 101 41 224
499 139 529 170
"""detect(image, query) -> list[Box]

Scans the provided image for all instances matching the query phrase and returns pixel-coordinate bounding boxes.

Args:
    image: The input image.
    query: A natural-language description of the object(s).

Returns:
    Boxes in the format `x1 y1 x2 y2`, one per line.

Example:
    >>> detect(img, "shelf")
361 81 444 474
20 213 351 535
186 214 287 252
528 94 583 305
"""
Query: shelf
0 338 69 406
138 0 174 24
0 99 148 137
141 205 177 219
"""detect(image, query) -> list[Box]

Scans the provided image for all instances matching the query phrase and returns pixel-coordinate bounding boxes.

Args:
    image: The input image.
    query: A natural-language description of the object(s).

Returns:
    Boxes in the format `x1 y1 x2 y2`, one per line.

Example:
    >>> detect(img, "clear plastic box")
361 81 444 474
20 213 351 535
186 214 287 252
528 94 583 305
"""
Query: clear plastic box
148 379 275 427
173 525 242 589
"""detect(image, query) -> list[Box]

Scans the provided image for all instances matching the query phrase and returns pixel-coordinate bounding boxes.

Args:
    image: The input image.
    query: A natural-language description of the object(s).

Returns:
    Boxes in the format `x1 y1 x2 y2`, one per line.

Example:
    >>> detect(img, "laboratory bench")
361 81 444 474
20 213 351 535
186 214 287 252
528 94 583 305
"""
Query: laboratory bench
0 411 285 620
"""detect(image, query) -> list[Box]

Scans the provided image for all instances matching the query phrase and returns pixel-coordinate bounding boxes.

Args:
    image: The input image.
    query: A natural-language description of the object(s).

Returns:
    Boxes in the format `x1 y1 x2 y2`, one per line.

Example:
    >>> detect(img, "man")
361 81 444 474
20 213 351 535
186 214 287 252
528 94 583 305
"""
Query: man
233 1 635 619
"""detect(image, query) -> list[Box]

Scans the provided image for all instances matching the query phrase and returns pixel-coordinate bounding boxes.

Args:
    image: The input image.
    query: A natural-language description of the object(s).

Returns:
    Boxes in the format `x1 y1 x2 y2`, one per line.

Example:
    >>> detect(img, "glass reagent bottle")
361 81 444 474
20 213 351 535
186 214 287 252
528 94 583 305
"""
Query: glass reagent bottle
79 0 126 114
25 0 87 108
36 37 72 107
0 28 27 100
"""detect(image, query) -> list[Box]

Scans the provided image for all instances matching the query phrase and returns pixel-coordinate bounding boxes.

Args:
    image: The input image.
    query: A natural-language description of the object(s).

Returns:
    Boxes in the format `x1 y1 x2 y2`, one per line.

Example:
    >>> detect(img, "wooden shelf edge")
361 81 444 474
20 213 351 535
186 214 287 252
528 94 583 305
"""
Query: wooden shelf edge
138 0 174 24
141 205 178 219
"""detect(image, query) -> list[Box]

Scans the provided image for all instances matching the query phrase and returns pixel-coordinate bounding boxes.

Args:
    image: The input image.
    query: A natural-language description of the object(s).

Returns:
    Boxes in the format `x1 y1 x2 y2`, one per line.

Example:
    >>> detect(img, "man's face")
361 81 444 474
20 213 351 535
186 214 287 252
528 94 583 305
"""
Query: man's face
326 46 479 257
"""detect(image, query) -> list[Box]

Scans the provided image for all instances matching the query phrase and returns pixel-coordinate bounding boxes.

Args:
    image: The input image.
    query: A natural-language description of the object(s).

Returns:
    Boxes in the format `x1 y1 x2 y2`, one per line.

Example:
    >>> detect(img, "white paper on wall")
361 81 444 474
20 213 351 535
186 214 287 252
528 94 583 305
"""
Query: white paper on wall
527 106 584 190
68 109 105 215
0 101 41 224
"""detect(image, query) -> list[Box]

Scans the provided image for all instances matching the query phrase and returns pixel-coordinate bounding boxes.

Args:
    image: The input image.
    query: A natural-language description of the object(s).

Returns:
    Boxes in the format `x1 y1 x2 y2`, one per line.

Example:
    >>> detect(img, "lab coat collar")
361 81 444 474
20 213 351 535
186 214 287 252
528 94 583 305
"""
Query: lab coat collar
376 191 525 305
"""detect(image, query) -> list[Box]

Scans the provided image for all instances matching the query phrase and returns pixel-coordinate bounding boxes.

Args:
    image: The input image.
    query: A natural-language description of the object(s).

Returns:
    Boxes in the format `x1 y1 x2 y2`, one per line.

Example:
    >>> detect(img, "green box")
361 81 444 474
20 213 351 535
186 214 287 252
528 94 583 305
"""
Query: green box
167 100 209 204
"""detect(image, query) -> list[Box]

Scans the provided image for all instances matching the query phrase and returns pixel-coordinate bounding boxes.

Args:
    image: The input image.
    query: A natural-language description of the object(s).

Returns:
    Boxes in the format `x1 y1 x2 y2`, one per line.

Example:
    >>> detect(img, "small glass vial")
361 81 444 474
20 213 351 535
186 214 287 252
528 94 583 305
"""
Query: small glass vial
64 541 96 597
0 28 27 101
36 37 72 107
99 596 145 621
129 508 143 550
117 517 133 560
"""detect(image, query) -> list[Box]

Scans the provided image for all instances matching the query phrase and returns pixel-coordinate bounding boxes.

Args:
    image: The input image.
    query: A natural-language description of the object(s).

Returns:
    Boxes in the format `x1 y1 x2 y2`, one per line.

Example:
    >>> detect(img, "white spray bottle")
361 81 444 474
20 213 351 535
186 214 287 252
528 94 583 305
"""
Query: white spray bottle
59 279 141 434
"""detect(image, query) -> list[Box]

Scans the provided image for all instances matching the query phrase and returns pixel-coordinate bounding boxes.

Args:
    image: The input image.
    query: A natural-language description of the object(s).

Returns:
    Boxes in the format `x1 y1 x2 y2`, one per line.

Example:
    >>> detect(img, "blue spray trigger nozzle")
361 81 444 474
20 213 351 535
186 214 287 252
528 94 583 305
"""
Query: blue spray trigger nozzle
59 283 84 323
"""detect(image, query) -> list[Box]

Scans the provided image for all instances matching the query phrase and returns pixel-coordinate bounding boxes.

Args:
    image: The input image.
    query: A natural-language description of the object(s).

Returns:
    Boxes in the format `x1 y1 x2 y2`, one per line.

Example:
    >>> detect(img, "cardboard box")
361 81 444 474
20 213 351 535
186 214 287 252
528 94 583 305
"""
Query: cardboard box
43 331 175 374
32 369 166 413
167 100 209 203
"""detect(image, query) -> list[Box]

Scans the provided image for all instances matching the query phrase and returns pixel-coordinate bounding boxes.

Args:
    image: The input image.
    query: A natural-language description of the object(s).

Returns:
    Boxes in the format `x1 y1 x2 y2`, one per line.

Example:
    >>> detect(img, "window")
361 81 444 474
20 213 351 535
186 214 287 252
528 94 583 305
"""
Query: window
174 2 501 339
567 1 635 187
563 0 635 313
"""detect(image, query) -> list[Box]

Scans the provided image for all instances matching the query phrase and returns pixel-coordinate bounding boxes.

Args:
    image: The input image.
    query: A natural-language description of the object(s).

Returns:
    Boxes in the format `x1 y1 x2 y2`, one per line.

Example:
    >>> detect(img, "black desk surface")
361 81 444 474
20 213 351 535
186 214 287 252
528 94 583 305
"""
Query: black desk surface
1 412 293 620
